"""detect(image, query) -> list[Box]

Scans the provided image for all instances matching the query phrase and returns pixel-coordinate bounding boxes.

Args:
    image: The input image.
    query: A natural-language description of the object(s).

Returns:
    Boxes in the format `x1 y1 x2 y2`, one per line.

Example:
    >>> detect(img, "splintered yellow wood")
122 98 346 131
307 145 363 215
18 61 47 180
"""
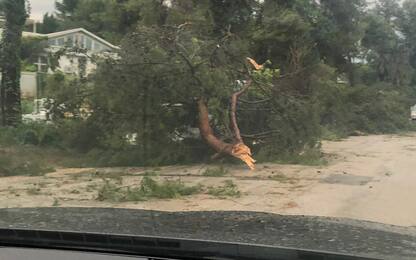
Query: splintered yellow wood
232 143 256 170
246 57 263 71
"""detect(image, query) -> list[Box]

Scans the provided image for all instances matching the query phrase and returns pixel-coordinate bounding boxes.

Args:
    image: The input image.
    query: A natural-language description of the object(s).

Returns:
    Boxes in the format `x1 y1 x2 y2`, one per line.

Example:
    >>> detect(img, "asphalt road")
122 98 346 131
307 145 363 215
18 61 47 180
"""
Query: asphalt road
0 208 415 259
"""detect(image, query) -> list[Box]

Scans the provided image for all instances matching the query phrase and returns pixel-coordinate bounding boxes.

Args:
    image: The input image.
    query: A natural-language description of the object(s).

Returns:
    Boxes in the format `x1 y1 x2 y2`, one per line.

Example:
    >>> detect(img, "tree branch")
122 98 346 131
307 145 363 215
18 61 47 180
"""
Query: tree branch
240 98 271 104
198 97 255 170
230 79 252 143
241 130 280 138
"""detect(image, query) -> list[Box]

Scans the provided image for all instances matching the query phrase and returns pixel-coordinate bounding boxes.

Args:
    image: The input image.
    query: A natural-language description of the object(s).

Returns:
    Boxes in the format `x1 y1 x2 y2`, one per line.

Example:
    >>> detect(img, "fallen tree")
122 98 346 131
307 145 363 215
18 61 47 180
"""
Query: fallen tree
197 58 262 170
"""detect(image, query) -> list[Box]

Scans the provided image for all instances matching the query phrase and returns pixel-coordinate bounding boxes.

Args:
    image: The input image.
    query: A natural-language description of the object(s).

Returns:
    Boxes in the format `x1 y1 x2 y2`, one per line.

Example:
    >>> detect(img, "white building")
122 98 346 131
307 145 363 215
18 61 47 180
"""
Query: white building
0 18 119 122
0 17 118 98
24 27 119 76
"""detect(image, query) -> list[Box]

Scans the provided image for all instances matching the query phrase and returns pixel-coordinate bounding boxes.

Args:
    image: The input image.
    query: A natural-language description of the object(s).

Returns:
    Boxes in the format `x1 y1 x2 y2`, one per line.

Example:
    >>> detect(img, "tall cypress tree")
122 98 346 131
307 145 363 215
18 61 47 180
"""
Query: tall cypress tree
0 0 28 126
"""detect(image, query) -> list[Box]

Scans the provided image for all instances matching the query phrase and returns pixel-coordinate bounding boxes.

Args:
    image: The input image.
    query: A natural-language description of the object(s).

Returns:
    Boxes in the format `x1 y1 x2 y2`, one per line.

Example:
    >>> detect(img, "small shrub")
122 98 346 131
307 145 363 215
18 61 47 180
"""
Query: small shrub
142 171 158 177
207 180 241 198
96 180 125 202
0 123 63 147
21 99 35 114
139 176 202 199
0 127 18 146
321 127 346 141
52 198 60 207
58 120 102 152
97 176 202 202
268 174 298 184
202 166 229 177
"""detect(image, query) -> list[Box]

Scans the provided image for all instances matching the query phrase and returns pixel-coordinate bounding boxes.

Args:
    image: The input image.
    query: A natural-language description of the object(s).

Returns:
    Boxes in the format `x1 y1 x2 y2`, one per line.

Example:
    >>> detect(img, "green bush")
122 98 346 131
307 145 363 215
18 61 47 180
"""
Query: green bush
320 126 347 141
342 85 414 134
0 123 62 147
97 176 202 202
202 166 229 177
54 120 102 152
21 99 35 114
207 180 241 198
0 127 19 146
0 152 54 177
16 123 61 146
315 63 415 136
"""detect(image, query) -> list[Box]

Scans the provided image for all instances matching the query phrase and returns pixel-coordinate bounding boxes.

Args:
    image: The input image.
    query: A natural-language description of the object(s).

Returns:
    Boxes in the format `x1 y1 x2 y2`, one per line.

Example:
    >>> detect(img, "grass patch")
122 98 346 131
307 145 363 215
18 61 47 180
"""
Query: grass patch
93 170 134 180
202 166 228 177
276 147 328 166
321 127 347 141
207 180 241 198
268 173 298 184
52 198 60 207
142 171 158 177
0 151 54 177
97 176 202 202
0 124 97 169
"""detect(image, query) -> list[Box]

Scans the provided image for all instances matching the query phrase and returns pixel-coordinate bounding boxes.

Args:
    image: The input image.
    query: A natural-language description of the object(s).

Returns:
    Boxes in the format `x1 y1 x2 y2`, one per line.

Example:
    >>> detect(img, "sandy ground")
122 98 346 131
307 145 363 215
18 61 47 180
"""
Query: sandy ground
2 133 416 226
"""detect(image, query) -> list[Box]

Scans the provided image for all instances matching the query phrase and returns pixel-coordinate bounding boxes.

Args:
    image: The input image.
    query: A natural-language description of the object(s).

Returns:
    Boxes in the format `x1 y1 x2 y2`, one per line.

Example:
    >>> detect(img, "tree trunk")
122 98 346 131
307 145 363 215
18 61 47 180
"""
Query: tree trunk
0 0 27 126
198 99 234 155
197 79 255 170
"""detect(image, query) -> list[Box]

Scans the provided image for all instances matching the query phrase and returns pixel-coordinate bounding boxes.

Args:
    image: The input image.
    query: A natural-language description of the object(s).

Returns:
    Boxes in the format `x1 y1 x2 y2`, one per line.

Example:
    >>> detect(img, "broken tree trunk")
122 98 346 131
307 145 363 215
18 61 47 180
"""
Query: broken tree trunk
198 79 255 170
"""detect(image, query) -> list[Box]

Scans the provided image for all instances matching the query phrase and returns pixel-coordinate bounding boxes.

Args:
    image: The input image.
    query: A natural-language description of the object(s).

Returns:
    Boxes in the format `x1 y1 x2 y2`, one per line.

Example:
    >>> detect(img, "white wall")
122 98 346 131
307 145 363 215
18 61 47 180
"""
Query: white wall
0 72 38 98
55 54 97 75
21 72 38 98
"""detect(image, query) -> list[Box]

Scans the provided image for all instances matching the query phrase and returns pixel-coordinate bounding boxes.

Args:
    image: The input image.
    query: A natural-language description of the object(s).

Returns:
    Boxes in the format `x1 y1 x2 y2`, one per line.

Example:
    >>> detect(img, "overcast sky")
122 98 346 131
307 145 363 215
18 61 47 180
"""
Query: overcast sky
29 0 56 21
25 0 404 21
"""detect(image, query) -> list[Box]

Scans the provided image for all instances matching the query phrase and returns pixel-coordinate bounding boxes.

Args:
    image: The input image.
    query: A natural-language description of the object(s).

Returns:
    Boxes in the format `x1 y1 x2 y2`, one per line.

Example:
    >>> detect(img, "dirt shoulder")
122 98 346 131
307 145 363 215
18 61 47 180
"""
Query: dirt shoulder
1 133 416 226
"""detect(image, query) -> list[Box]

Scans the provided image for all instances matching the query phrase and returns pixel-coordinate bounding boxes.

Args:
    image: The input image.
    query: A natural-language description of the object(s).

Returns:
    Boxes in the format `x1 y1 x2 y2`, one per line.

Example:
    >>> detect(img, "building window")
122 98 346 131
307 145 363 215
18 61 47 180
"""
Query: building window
57 37 65 46
66 35 74 47
79 35 85 48
86 37 92 50
48 39 57 46
34 56 49 73
94 42 102 51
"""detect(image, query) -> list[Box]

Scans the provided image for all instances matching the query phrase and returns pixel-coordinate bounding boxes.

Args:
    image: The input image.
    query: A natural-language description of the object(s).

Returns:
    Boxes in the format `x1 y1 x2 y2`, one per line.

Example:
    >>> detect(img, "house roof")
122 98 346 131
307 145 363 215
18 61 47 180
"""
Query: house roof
46 28 119 50
22 31 45 38
22 28 119 50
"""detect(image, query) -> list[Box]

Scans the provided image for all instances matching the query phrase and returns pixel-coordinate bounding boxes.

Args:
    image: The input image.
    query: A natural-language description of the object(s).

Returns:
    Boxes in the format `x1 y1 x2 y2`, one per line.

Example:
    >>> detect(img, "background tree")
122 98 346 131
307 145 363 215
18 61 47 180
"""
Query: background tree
314 0 366 85
49 0 167 44
0 0 28 126
39 0 416 167
55 0 79 20
38 13 60 34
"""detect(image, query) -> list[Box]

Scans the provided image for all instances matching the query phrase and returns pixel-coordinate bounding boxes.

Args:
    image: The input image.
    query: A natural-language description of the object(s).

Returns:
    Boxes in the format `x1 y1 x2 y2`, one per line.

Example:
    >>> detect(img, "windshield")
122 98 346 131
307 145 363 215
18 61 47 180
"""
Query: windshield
0 0 415 253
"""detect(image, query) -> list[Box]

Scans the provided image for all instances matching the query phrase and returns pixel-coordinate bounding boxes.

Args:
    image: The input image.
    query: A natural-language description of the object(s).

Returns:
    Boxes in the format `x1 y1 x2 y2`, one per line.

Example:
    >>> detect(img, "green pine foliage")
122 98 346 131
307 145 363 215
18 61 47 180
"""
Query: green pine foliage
0 0 415 167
